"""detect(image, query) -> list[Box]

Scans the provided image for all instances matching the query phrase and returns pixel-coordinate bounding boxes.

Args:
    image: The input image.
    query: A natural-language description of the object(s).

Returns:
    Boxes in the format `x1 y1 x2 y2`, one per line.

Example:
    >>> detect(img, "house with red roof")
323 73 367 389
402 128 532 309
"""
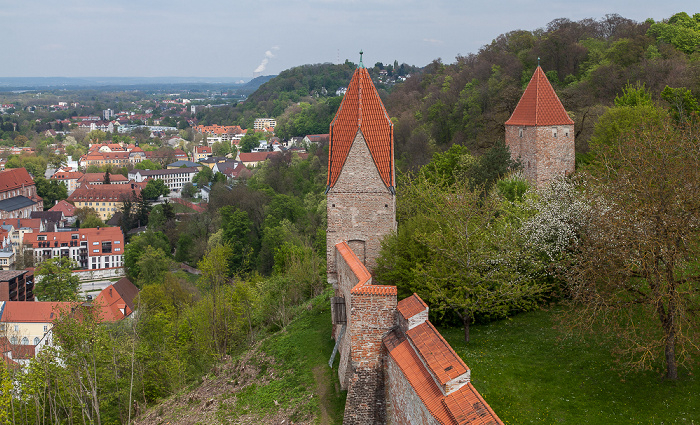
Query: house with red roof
326 58 502 424
0 168 43 220
24 227 124 270
505 66 575 188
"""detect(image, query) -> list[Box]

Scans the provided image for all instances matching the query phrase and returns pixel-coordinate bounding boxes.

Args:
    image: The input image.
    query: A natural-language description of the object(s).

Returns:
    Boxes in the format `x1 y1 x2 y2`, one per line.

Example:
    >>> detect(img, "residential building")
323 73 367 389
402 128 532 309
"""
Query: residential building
0 301 73 347
0 168 43 220
167 160 203 170
0 270 34 301
24 226 124 270
238 151 279 168
212 160 253 180
66 182 145 221
253 118 276 130
49 201 77 225
128 167 198 195
192 145 212 162
50 169 84 194
303 134 330 145
77 172 129 187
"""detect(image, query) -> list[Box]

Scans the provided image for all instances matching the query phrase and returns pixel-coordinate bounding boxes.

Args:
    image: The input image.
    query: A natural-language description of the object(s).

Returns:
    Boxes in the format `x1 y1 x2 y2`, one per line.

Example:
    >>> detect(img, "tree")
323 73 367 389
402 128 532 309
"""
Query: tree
134 159 161 170
142 179 170 200
377 169 546 343
35 176 68 209
566 115 700 380
181 182 197 198
103 169 111 184
211 141 230 157
35 257 80 301
239 132 262 153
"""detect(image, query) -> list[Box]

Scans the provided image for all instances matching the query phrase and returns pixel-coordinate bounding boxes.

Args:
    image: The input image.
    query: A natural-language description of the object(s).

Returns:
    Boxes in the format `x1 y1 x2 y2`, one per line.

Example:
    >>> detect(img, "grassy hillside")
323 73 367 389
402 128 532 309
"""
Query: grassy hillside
133 290 346 425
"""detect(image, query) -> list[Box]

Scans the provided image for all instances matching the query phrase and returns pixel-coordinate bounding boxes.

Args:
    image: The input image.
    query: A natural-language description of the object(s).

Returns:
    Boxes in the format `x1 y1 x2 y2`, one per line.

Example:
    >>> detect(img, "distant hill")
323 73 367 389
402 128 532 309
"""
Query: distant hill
196 61 420 130
0 76 252 90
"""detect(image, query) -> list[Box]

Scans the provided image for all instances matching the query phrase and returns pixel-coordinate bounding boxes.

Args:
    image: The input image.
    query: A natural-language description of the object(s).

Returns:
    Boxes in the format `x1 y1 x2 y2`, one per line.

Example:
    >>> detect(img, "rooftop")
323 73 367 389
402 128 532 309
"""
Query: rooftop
327 66 394 189
505 66 574 127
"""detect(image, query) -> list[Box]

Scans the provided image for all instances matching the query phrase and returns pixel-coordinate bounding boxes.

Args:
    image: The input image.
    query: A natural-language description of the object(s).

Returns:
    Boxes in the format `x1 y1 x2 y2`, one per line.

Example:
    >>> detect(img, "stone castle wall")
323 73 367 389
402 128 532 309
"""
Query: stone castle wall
505 124 574 188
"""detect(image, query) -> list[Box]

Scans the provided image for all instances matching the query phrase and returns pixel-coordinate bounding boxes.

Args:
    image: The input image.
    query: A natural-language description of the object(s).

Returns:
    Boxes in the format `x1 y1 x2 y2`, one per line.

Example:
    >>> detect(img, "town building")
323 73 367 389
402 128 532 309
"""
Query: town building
0 270 34 301
505 66 575 188
24 227 124 270
326 58 502 424
66 182 145 221
0 168 43 220
253 118 276 130
128 167 198 195
50 168 84 195
192 145 213 162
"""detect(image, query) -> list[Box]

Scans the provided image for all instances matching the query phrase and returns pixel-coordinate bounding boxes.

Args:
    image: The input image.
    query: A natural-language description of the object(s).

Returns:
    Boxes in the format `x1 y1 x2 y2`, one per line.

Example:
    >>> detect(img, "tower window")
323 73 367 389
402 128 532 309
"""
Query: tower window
519 128 523 138
552 128 558 138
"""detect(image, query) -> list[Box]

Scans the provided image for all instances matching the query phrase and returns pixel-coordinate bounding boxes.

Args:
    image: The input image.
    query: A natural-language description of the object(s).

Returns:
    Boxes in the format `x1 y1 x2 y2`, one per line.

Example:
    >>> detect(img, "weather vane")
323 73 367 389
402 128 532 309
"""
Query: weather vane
359 50 364 68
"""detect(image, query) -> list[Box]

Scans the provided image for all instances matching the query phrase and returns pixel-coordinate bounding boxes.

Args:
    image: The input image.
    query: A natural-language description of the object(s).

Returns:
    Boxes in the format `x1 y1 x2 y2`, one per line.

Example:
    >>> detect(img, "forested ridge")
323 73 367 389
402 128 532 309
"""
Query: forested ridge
386 12 700 170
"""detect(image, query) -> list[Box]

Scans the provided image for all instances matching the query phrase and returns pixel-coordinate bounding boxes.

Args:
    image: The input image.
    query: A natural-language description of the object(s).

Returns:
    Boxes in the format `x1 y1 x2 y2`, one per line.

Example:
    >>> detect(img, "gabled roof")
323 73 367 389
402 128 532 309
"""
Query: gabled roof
505 66 574 127
0 168 35 192
50 200 76 216
327 66 394 189
0 301 75 323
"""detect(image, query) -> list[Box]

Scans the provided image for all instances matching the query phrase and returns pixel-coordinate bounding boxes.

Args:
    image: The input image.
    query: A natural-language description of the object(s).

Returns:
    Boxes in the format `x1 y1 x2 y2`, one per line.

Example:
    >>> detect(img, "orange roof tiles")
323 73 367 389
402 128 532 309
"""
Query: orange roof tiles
327 66 394 189
505 66 574 127
1 301 75 323
398 293 429 320
385 327 503 425
67 183 144 203
0 168 35 193
94 284 133 321
407 321 469 385
50 200 76 216
443 384 503 425
78 173 128 184
336 241 396 296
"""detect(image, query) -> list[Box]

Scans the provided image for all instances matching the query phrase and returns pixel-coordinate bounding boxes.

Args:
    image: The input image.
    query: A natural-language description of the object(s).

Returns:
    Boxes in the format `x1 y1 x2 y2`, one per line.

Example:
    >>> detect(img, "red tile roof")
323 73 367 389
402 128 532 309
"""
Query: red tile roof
385 327 503 425
505 66 574 127
78 173 128 185
327 67 394 189
1 301 75 323
50 200 76 216
0 168 35 193
397 293 428 320
67 182 144 203
407 321 469 385
94 283 133 321
336 241 396 296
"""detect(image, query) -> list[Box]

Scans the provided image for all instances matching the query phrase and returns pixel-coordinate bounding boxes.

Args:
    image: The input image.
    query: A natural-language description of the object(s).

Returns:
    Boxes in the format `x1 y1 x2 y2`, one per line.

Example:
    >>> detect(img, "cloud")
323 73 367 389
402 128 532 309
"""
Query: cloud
422 38 443 45
254 46 280 74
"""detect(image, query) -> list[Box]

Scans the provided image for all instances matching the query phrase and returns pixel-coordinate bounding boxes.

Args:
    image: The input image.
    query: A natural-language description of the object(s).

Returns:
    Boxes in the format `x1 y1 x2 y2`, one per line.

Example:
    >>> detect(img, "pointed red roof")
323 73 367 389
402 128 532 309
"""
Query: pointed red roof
327 67 394 189
505 66 574 126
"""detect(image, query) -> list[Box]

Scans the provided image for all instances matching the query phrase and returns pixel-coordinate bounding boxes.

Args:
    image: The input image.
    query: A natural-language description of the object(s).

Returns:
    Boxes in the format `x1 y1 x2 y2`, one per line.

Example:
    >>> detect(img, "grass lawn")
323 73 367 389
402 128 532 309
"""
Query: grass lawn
440 309 700 424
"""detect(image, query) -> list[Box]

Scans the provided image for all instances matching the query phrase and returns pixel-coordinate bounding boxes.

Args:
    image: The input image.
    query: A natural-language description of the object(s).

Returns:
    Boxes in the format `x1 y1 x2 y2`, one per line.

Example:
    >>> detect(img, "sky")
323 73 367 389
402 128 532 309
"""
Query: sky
0 1 696 79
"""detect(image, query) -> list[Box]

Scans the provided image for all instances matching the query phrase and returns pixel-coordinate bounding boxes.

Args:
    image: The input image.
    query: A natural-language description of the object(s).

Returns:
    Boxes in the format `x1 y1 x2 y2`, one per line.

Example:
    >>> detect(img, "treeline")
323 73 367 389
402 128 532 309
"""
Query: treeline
386 12 700 171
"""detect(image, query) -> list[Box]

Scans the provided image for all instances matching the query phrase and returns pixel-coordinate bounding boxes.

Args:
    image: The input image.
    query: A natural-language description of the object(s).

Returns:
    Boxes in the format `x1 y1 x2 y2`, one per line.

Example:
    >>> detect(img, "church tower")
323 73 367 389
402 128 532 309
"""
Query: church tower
326 53 396 285
505 66 574 188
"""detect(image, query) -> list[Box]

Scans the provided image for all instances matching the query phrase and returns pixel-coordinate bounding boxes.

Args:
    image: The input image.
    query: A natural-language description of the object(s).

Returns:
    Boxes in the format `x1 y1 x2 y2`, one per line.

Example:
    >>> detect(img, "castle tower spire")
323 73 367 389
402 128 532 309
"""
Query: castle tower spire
326 57 396 281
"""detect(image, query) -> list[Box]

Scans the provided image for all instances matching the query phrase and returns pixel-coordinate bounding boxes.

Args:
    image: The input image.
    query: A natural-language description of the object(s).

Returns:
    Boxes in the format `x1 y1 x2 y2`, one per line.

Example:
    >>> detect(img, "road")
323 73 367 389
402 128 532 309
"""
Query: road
80 280 113 299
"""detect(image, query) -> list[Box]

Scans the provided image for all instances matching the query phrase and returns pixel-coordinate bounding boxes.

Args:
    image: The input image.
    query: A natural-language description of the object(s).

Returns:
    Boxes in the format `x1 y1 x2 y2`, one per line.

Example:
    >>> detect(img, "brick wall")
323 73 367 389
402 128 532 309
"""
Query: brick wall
334 241 397 424
505 124 574 188
327 130 396 284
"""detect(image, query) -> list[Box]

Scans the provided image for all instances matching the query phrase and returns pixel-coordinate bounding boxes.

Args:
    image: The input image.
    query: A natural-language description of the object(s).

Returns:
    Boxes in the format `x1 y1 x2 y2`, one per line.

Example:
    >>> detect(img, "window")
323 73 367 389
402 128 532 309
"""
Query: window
21 337 28 345
34 337 40 345
43 325 47 332
10 337 17 345
552 128 558 138
93 242 99 245
14 325 18 332
38 235 46 241
519 128 523 138
93 249 99 253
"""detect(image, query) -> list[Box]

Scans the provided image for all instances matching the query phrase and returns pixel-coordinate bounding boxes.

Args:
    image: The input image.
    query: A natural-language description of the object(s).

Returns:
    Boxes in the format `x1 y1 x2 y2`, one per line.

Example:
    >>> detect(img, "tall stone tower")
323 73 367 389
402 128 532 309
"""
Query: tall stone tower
505 66 574 188
326 55 396 285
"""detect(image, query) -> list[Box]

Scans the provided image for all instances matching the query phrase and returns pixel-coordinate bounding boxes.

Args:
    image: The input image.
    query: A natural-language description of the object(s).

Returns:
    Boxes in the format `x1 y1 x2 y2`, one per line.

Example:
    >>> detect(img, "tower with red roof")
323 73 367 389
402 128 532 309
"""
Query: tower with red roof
505 66 574 187
326 53 396 284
